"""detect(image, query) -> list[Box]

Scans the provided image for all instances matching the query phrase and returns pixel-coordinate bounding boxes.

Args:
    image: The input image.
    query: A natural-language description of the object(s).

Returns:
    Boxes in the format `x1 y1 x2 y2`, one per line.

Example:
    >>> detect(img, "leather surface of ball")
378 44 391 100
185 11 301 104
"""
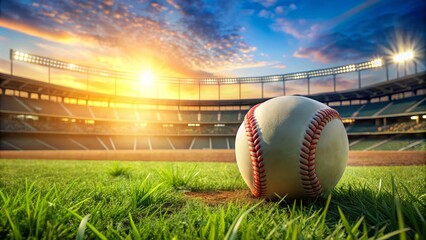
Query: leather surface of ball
235 96 349 199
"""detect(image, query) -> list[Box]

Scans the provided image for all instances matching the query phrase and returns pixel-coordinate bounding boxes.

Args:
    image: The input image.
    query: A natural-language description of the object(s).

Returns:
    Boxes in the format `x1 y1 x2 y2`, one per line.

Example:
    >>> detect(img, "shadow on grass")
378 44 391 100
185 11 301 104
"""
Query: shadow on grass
272 181 426 239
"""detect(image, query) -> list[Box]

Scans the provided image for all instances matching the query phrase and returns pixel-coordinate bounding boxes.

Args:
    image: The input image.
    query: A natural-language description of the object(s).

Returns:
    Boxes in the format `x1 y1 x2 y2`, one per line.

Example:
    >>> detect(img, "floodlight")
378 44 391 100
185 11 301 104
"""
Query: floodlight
410 116 419 120
371 58 382 67
393 51 414 63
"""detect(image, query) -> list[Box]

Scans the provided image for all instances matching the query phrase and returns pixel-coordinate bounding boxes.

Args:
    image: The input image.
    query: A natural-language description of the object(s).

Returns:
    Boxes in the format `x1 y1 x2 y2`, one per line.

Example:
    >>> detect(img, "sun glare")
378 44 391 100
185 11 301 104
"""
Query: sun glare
139 70 155 85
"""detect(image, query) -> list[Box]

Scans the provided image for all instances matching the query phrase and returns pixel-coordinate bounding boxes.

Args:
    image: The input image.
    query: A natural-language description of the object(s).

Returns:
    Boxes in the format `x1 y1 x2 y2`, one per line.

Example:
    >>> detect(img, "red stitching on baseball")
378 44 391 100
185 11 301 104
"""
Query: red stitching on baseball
244 103 267 197
299 108 341 196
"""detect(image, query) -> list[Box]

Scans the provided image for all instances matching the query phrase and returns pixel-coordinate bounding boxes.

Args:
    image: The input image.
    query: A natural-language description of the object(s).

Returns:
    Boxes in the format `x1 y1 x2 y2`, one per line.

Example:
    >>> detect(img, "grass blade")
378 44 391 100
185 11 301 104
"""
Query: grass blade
337 206 356 240
224 201 263 240
128 213 141 240
76 214 91 240
4 208 22 240
63 207 107 240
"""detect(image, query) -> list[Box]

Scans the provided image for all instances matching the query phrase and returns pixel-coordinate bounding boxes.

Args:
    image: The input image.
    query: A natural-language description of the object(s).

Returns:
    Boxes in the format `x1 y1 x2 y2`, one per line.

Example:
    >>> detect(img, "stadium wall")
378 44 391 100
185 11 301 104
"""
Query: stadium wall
0 150 425 166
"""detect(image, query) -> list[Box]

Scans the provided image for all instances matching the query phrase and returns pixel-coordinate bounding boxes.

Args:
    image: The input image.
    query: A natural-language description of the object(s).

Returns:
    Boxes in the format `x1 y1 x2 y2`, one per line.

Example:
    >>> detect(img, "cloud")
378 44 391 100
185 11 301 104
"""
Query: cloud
252 0 277 8
273 64 286 69
292 0 426 63
270 18 307 39
258 9 274 19
0 0 258 78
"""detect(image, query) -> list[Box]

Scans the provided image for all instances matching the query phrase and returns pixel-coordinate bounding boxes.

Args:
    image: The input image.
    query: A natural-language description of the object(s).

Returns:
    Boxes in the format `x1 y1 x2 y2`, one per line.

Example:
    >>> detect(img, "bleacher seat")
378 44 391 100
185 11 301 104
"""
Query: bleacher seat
211 137 228 149
159 111 179 122
349 136 387 151
116 108 138 121
347 121 377 133
18 98 70 116
110 136 134 150
2 135 52 150
200 111 218 122
136 109 158 122
150 136 172 149
0 95 32 113
371 135 422 151
380 96 423 116
356 102 389 117
70 135 106 150
135 136 150 150
37 135 86 150
220 111 240 122
97 136 115 150
169 136 194 149
332 105 363 118
63 103 92 118
90 106 117 120
191 137 210 149
180 111 199 122
408 98 426 113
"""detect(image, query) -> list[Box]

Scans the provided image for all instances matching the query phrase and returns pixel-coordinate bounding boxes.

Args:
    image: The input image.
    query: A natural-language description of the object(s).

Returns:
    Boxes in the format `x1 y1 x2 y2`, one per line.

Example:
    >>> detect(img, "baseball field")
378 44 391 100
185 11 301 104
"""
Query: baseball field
0 157 425 239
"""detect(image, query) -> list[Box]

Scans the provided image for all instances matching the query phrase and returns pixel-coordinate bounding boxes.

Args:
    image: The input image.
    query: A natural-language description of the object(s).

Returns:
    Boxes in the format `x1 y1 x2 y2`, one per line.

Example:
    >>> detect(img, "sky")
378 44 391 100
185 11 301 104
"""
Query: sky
0 0 425 97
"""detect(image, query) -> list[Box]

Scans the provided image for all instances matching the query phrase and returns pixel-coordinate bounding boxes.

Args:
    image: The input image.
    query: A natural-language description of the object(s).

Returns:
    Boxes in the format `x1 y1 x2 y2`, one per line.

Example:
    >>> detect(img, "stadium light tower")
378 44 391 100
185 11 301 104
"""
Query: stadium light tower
393 50 415 77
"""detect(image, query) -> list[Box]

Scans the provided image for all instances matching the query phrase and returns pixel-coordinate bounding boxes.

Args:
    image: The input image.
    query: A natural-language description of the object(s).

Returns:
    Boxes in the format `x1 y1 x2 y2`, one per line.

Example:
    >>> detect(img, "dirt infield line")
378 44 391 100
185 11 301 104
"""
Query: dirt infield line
0 150 425 166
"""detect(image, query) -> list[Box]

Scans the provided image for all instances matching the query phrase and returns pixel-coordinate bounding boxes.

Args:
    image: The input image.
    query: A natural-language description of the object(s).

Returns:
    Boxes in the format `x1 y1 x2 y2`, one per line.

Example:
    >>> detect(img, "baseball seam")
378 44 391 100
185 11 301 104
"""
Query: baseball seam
244 103 267 197
299 108 342 196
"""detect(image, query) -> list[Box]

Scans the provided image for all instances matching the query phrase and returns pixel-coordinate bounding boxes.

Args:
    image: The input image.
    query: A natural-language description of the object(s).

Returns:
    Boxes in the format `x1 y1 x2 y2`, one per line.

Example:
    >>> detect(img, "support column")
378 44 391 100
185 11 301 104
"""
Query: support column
358 70 361 88
385 60 389 81
282 78 286 96
307 77 310 95
10 49 13 75
333 74 336 92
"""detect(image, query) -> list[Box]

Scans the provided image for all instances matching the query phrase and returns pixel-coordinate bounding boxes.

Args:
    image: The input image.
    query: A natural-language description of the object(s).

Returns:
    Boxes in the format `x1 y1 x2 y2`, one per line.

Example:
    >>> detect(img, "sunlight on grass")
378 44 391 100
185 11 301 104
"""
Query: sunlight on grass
0 160 424 239
157 164 199 190
107 162 131 178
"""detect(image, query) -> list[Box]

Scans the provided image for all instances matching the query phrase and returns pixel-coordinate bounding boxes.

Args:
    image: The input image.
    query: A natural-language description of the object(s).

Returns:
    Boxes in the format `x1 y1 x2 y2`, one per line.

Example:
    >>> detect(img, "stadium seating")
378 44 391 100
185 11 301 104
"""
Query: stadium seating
408 98 426 113
0 95 32 113
19 97 71 116
159 111 179 122
404 142 425 150
110 136 134 150
200 111 219 122
191 137 210 149
134 136 151 150
169 136 194 149
63 103 93 118
332 105 363 118
136 109 159 122
379 95 424 116
1 89 425 151
90 106 118 120
219 111 240 122
356 101 390 117
211 137 229 149
116 108 138 121
1 135 50 150
349 136 388 151
346 121 377 133
150 136 173 149
180 111 199 122
70 135 107 150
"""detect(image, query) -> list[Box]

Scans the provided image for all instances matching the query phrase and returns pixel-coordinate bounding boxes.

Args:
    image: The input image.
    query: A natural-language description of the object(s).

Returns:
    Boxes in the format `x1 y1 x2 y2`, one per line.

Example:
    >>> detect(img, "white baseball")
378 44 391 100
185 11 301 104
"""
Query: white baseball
235 96 348 199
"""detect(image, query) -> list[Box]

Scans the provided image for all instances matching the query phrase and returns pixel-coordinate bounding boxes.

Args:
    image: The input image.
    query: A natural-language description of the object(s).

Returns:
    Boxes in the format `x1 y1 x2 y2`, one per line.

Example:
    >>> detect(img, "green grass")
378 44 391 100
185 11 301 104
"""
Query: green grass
0 159 425 239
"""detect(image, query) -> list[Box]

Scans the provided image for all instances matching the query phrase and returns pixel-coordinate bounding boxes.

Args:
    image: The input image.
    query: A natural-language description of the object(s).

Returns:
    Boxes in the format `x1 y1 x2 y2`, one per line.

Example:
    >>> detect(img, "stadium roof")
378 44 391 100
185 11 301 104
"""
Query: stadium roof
0 71 424 106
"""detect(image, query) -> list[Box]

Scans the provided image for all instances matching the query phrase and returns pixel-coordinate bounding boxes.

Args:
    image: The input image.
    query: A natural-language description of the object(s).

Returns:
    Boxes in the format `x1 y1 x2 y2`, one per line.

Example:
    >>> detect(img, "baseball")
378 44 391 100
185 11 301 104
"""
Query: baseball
235 96 349 199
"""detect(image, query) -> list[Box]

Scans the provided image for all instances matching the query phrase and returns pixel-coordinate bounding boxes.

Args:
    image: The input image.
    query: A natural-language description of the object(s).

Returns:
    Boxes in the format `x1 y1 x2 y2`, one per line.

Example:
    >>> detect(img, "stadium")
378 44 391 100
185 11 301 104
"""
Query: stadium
0 49 425 163
0 0 425 238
